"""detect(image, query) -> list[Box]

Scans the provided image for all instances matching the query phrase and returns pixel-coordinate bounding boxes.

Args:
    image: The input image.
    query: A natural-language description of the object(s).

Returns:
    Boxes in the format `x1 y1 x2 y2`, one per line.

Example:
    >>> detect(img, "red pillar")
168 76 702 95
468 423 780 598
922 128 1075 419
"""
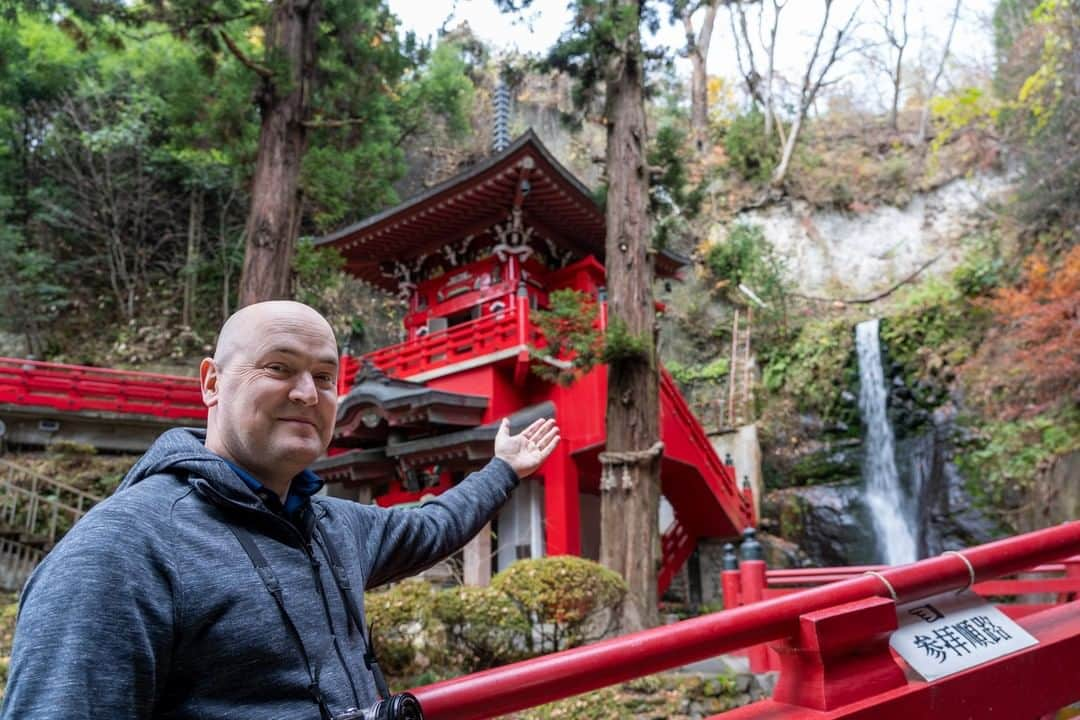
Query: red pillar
721 569 742 610
543 443 581 556
740 558 769 672
1061 554 1080 604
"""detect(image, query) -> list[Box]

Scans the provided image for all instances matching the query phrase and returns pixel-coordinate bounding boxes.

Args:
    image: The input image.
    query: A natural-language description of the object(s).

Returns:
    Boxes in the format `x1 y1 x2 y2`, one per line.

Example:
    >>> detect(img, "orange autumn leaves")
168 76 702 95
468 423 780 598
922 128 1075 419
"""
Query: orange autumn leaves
963 246 1080 419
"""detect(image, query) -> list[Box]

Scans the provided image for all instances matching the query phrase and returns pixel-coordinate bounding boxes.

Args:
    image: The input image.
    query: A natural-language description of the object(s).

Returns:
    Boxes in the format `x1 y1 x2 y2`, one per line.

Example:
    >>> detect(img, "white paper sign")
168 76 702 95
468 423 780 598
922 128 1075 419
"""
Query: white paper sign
889 590 1038 681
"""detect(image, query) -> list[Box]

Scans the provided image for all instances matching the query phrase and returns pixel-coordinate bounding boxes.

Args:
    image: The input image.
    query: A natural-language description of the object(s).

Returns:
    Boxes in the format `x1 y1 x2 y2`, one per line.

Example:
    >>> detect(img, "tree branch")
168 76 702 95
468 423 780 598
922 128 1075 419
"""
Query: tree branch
793 254 943 304
302 117 367 129
219 29 273 79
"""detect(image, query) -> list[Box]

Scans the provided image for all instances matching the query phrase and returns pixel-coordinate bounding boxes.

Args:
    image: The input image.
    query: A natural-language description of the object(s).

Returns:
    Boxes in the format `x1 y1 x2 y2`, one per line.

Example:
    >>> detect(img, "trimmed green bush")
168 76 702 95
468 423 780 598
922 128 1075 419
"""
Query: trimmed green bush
432 585 530 672
492 556 627 654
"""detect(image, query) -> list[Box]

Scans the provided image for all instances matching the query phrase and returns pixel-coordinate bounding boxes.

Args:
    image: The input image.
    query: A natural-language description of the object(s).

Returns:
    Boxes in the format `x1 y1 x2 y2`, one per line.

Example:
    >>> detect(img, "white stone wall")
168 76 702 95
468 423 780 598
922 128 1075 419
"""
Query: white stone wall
710 173 1013 299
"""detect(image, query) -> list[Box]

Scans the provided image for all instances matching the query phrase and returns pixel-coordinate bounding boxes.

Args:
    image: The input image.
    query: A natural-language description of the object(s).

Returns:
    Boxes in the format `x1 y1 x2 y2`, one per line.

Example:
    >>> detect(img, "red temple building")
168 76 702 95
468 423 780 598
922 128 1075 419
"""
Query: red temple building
312 131 755 593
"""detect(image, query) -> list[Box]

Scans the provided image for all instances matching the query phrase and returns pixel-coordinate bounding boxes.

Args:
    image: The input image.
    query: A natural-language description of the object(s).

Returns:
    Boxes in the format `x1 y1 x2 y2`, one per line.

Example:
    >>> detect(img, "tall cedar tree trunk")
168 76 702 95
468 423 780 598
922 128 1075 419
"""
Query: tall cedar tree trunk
599 0 661 634
238 0 321 306
688 49 709 154
683 0 719 155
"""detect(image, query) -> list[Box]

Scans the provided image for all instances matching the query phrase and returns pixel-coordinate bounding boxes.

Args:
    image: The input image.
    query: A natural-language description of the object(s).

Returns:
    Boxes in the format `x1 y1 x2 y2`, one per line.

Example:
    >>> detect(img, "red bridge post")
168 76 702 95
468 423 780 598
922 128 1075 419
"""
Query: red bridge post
721 542 741 610
738 528 770 673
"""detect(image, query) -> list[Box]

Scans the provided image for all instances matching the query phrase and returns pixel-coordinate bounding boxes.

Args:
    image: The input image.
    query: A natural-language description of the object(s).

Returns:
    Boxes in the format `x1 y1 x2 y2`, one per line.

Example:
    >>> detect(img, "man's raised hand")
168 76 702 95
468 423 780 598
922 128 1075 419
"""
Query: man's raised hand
494 417 560 479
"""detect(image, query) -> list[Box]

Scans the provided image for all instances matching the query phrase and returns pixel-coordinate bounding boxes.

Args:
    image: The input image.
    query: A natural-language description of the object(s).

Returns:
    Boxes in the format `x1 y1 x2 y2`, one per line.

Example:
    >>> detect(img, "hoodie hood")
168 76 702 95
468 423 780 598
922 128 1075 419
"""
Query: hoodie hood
118 427 264 514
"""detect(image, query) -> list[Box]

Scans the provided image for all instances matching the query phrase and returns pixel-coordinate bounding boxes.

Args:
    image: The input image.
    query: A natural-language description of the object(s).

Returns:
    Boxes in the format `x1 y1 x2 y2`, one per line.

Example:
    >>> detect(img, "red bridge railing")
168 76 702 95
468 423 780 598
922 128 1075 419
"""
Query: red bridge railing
409 521 1080 720
724 545 1080 673
0 358 204 420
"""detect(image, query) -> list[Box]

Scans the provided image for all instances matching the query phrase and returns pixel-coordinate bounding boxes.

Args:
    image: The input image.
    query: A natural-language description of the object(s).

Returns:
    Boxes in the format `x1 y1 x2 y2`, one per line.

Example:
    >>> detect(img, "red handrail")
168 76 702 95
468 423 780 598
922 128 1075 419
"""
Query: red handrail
410 521 1080 720
659 368 754 525
0 357 205 420
361 307 525 380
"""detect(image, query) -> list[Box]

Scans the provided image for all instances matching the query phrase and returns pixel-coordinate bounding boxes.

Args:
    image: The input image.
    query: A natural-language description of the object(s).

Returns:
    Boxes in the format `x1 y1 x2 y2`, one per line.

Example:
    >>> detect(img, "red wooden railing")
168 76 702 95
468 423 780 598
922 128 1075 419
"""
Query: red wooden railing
0 358 204 420
658 518 695 596
660 367 754 527
351 303 543 382
725 550 1080 673
408 521 1080 720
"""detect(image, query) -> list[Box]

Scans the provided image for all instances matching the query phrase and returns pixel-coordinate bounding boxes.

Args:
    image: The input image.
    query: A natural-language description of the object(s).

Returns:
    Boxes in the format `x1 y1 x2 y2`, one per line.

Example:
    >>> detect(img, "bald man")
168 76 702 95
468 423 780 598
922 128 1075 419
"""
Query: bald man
2 301 559 720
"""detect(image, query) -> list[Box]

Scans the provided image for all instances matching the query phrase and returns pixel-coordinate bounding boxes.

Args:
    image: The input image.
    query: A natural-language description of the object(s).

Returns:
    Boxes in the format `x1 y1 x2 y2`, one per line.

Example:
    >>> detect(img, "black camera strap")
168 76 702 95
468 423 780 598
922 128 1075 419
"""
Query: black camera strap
311 517 393 702
226 524 336 720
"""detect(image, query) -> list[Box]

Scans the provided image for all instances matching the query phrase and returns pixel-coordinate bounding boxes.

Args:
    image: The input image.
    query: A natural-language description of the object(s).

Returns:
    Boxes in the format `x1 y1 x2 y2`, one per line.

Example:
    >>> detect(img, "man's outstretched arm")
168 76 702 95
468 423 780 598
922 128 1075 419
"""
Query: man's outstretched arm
360 418 560 589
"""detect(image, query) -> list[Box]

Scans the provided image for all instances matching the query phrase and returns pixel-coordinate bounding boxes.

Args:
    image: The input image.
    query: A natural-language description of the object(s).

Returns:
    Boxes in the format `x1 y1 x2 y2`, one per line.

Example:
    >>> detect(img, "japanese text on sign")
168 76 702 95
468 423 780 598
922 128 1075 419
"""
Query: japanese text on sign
890 590 1037 681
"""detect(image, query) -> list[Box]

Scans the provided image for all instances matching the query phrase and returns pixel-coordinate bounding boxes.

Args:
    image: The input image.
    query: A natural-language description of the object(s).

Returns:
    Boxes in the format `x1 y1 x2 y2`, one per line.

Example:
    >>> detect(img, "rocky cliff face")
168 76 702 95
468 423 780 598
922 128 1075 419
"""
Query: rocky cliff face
711 173 1011 299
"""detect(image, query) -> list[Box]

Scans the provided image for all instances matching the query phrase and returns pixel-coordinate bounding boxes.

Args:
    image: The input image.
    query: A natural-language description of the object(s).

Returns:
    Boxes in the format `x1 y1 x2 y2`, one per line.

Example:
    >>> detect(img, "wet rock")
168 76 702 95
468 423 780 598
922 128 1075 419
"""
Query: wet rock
825 421 851 435
758 532 810 569
763 483 879 566
786 441 863 486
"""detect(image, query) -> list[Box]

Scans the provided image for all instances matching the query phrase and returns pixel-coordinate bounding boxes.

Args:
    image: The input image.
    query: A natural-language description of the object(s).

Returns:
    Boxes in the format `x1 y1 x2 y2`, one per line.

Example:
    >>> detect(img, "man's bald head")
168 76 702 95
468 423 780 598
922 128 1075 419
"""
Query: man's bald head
213 301 336 370
200 301 340 495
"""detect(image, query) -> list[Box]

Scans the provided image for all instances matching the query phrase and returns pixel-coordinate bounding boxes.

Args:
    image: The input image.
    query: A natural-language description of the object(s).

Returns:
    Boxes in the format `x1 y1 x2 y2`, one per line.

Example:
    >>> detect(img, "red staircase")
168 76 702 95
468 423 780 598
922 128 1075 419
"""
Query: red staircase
657 367 755 594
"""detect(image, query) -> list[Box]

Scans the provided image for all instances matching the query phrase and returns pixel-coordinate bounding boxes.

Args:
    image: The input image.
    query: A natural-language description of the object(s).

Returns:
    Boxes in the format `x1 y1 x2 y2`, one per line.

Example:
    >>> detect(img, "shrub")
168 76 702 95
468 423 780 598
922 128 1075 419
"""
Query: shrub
760 317 856 423
722 110 778 184
531 289 604 385
955 407 1080 514
703 223 790 333
365 558 628 683
491 556 627 654
880 278 989 384
364 579 441 679
432 585 530 673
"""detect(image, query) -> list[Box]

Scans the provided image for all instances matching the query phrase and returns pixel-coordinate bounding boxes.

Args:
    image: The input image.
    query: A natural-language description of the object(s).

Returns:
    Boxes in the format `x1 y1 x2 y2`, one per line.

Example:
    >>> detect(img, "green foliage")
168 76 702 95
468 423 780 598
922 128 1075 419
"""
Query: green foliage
514 672 754 719
721 110 778 183
431 585 530 672
928 86 999 157
0 198 68 354
955 406 1080 513
531 289 604 385
952 235 1015 298
292 238 346 306
703 223 790 332
0 4 476 364
601 317 652 367
760 318 856 423
666 357 730 385
364 557 626 684
997 0 1080 234
879 279 990 384
648 123 703 250
364 579 441 679
303 35 476 231
491 556 627 654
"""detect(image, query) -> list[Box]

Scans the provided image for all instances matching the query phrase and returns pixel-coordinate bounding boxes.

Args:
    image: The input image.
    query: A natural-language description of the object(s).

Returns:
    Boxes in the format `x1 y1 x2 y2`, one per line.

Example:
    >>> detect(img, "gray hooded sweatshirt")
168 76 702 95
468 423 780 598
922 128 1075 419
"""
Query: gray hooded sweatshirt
1 428 518 719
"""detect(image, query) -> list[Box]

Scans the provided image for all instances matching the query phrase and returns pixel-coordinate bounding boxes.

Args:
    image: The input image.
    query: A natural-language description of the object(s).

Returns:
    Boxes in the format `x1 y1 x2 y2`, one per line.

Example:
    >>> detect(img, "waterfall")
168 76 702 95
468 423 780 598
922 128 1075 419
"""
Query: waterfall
855 319 918 565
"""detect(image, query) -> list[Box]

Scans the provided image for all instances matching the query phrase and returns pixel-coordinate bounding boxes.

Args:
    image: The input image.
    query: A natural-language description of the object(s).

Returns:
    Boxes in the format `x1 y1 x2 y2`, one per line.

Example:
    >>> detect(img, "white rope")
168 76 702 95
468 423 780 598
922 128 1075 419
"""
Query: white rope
864 571 899 603
942 550 977 593
598 442 664 491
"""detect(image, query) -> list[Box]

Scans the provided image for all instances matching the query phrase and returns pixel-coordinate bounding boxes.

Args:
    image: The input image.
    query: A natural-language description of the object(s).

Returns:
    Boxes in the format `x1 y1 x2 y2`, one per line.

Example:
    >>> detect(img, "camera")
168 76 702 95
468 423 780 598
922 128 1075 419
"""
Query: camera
334 692 424 720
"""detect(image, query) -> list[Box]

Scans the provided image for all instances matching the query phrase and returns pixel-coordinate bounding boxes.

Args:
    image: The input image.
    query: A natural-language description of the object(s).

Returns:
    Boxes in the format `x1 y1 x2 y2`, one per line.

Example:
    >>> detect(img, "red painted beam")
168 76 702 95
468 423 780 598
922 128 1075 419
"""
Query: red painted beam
714 601 1080 719
409 522 1080 720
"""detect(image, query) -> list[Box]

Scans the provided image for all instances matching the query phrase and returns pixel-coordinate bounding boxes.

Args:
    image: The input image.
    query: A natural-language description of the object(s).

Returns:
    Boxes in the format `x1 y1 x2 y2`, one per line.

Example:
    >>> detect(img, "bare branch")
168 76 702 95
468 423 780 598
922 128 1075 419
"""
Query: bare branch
918 0 961 142
219 29 274 79
301 117 366 129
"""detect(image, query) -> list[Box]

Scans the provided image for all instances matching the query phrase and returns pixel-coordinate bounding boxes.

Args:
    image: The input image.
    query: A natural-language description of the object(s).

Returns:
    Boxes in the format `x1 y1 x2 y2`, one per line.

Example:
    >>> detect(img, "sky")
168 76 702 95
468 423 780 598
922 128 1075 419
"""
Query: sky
387 0 998 113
